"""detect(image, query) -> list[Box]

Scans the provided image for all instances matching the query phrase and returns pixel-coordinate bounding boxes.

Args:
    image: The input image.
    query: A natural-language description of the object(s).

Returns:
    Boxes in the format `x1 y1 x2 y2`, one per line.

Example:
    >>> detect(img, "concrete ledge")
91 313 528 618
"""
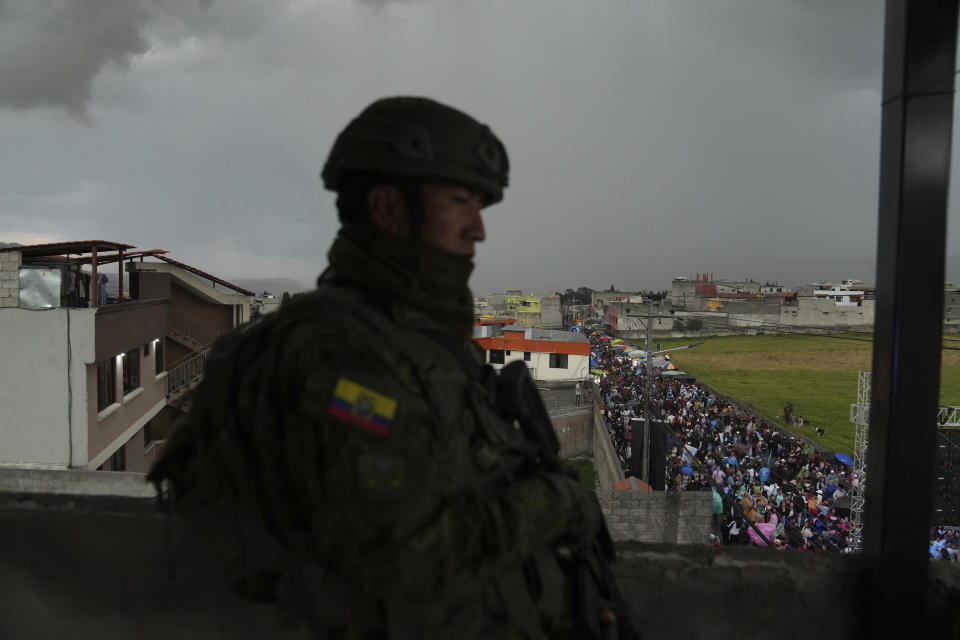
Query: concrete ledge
0 467 156 499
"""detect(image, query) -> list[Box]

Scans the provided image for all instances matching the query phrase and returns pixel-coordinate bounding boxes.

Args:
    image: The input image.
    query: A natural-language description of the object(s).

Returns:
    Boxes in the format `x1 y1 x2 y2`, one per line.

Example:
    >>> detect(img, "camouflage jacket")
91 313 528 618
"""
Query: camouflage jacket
151 277 595 639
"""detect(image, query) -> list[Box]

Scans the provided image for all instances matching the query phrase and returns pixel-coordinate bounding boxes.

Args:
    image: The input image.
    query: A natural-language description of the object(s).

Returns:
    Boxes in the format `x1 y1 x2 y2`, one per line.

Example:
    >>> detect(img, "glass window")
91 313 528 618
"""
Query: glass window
549 353 568 369
96 359 116 411
524 352 531 362
154 339 164 374
489 349 505 364
123 348 140 395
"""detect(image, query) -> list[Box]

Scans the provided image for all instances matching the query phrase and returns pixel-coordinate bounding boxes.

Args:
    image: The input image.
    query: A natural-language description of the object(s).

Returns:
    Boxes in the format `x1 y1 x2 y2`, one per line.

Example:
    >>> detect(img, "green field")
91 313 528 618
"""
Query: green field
649 333 960 455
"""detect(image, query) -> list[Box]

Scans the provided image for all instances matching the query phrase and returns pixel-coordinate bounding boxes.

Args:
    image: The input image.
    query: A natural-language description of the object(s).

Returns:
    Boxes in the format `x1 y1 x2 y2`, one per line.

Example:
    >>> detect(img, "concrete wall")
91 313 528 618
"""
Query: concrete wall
781 297 874 328
592 401 625 491
0 307 95 468
515 311 541 327
0 471 958 639
946 291 960 329
598 490 713 544
171 282 233 334
540 296 562 329
552 409 593 459
0 250 20 308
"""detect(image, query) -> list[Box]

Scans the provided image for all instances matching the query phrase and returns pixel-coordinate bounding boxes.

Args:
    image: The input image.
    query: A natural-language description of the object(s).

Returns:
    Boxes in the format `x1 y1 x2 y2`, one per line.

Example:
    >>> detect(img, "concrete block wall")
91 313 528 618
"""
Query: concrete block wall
0 250 20 308
592 402 625 490
553 410 593 459
1 472 959 638
598 490 713 545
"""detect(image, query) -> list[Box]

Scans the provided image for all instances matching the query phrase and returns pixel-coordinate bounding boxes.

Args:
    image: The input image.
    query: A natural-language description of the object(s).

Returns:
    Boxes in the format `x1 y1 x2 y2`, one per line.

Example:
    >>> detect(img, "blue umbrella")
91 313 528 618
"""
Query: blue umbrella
835 452 854 466
681 465 694 476
758 467 770 482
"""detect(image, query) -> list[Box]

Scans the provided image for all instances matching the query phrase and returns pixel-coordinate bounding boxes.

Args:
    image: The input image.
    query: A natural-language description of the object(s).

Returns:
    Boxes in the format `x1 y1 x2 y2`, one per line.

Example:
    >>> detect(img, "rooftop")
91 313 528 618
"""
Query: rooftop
0 240 136 257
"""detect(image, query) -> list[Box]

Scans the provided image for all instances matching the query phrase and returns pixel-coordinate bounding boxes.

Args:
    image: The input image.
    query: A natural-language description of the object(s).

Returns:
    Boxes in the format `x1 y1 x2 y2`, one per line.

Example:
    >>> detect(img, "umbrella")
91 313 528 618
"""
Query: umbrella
747 522 778 547
599 336 612 341
835 452 854 466
612 338 624 344
665 362 679 371
591 331 599 336
590 368 609 375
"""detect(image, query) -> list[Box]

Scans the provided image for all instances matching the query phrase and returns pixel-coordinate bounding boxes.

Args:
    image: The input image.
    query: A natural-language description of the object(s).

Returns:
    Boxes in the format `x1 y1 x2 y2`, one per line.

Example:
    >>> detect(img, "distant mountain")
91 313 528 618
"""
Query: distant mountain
0 242 22 247
230 278 309 296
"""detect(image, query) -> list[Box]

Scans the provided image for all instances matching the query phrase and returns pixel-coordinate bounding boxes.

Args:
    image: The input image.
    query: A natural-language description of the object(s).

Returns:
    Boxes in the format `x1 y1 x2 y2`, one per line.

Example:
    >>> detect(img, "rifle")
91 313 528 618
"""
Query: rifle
497 361 642 640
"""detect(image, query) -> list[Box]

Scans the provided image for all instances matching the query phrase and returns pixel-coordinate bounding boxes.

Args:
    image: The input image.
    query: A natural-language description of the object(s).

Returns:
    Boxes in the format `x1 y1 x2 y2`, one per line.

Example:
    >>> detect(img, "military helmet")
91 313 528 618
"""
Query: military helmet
321 96 510 205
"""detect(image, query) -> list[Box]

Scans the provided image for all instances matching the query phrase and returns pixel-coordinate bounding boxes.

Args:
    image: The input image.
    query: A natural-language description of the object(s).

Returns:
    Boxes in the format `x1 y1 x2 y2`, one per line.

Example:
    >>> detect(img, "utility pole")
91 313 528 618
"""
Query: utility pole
642 299 653 484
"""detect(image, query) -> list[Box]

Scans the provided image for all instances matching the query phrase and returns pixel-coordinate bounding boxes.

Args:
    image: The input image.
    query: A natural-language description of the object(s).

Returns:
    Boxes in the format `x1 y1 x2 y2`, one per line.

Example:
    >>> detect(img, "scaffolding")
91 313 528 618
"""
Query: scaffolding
849 371 960 550
848 371 871 552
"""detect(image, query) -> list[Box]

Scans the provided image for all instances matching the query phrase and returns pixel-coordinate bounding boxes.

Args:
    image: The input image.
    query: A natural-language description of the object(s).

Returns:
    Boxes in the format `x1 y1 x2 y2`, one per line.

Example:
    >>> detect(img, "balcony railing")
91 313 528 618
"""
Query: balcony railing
166 346 211 395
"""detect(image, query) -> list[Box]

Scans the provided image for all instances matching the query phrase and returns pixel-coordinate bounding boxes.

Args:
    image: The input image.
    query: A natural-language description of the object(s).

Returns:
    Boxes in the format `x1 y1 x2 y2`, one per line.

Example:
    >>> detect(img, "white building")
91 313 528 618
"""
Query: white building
0 241 169 471
473 325 589 384
810 280 867 306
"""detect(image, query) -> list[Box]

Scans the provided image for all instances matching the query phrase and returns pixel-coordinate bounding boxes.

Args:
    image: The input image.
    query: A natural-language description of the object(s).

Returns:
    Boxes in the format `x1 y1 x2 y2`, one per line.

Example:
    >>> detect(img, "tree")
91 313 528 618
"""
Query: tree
281 291 291 306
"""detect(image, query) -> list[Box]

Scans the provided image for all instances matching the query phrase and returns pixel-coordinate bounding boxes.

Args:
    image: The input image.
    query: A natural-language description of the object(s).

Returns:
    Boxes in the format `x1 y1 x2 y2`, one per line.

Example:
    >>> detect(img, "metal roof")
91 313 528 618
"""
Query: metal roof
154 255 255 296
0 240 136 257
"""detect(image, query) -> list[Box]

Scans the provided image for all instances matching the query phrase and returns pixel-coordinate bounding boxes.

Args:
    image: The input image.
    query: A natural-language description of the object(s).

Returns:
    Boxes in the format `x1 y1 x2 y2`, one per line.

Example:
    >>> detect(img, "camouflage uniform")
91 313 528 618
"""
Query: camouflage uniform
150 97 598 639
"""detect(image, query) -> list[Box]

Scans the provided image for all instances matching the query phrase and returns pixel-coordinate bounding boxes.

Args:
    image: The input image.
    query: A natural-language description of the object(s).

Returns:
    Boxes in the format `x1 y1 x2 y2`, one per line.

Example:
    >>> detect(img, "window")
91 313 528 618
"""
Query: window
96 359 116 411
549 353 568 369
154 339 164 374
122 348 140 395
108 445 126 471
489 349 505 364
524 352 531 362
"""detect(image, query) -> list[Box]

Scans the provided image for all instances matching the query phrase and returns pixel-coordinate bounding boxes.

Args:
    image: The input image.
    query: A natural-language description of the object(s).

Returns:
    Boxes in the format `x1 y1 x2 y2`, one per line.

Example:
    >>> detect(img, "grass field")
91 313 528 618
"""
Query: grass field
649 333 960 455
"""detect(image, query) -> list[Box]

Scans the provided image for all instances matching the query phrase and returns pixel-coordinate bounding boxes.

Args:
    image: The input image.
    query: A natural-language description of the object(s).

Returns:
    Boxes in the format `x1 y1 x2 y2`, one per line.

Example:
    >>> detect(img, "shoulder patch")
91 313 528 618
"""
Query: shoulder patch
327 378 398 437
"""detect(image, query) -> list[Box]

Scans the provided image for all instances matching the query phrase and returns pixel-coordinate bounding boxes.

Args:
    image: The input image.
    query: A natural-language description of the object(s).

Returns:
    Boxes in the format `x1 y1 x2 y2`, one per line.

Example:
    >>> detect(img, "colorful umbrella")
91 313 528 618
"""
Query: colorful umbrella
665 362 679 371
611 338 624 344
834 452 854 466
748 522 778 547
599 336 612 341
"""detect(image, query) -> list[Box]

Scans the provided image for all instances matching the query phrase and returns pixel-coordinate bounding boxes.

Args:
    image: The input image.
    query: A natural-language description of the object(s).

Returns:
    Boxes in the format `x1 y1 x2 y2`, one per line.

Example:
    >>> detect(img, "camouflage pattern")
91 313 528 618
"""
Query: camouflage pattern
152 280 598 639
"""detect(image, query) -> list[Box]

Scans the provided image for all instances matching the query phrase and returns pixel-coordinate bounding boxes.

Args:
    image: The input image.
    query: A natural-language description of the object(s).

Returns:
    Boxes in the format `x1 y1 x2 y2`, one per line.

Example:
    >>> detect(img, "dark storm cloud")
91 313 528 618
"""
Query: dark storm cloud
2 0 949 294
0 0 270 119
0 0 152 118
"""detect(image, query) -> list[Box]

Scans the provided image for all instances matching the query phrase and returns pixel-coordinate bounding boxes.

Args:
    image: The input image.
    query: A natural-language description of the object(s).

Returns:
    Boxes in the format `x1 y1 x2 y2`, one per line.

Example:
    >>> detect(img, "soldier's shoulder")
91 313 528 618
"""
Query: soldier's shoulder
267 284 392 356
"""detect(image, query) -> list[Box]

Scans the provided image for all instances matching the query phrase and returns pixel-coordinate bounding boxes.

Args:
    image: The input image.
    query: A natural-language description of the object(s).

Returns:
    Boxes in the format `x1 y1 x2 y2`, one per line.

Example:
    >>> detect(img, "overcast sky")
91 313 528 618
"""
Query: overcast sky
1 0 957 294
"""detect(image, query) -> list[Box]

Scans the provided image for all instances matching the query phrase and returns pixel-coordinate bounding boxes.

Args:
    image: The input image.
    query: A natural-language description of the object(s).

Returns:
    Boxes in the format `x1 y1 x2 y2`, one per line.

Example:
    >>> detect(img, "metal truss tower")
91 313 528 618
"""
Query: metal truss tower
849 371 960 550
848 370 871 552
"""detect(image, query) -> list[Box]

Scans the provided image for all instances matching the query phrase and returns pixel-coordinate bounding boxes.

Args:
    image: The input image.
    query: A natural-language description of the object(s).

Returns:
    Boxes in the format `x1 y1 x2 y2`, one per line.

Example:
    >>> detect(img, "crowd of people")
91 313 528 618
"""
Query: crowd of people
590 333 960 557
591 333 865 552
930 525 960 561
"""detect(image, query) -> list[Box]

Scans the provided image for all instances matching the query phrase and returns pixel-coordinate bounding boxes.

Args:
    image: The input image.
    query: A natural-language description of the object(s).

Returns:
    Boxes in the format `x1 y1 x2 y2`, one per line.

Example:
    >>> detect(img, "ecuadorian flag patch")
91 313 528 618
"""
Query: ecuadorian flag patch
327 378 397 437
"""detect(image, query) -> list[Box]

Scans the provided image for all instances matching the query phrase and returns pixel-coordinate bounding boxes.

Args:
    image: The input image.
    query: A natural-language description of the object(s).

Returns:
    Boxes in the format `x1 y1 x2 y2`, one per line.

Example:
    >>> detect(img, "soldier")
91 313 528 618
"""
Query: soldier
149 96 610 639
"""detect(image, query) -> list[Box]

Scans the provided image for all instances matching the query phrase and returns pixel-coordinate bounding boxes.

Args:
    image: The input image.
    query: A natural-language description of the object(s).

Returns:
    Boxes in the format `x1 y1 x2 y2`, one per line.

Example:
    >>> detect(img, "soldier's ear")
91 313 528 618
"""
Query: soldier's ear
368 185 410 236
